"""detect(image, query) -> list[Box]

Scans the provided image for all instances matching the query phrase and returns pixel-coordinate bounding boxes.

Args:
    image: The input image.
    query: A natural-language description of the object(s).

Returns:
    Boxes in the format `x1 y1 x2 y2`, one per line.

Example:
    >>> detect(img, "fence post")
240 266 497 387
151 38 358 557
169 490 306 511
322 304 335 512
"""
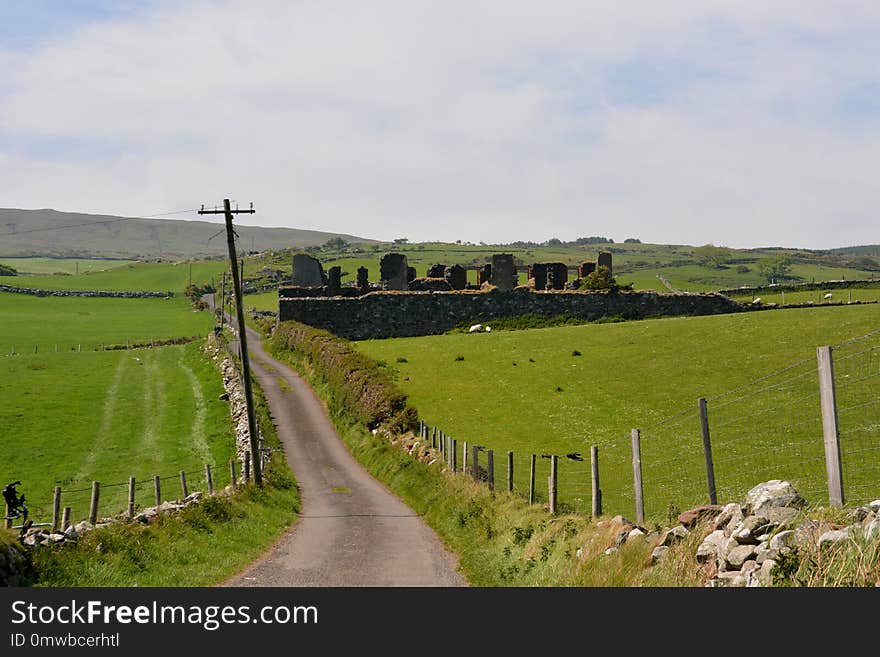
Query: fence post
205 464 214 494
698 398 718 505
154 475 162 507
180 470 189 498
507 451 514 492
529 454 536 504
452 439 458 472
631 429 644 525
128 477 136 518
230 459 237 488
52 487 61 532
590 445 601 518
244 452 251 483
89 481 100 525
432 428 437 449
487 450 495 491
549 455 558 515
62 507 71 531
817 346 845 507
462 441 468 474
4 503 11 529
471 445 479 482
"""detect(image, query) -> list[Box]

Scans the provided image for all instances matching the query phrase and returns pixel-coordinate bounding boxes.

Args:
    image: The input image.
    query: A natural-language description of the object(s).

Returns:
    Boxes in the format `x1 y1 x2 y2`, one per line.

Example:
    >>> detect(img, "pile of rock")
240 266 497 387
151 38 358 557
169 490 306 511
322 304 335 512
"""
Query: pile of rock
19 492 207 549
642 480 879 587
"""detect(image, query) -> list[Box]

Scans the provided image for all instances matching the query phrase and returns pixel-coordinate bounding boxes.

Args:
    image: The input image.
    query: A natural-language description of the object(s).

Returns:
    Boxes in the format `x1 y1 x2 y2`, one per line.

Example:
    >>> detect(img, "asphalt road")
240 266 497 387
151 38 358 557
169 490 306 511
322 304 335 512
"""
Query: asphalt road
223 324 467 587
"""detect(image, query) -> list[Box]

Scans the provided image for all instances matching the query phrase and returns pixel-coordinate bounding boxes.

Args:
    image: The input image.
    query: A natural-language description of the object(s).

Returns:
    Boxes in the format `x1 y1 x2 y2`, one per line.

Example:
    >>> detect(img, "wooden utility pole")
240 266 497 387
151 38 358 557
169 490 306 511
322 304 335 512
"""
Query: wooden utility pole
199 200 263 487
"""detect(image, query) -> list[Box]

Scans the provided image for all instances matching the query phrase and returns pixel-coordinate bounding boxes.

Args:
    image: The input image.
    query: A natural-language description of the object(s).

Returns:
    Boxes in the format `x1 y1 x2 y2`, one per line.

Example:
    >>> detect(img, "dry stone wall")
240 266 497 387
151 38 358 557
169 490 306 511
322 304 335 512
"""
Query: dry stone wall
278 288 745 340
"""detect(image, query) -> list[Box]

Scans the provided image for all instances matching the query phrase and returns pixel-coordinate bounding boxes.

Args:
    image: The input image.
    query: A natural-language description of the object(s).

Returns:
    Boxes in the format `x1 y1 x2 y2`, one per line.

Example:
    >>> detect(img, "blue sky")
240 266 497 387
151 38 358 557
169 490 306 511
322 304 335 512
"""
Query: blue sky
1 1 878 249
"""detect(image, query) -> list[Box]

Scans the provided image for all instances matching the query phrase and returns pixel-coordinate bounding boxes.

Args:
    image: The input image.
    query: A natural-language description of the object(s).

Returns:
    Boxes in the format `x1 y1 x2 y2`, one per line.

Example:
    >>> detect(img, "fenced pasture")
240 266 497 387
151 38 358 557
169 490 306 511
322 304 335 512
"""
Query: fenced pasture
357 304 880 518
0 342 235 525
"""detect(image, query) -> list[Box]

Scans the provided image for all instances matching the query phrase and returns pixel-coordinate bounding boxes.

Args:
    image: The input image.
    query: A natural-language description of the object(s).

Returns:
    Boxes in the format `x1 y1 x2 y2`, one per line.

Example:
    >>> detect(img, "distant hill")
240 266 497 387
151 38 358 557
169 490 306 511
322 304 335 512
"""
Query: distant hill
826 245 880 257
0 208 379 260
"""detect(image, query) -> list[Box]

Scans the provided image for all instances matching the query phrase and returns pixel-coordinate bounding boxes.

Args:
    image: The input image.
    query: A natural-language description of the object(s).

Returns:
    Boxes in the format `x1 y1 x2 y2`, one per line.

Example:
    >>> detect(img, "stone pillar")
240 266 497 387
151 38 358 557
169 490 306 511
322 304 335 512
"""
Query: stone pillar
356 266 369 291
490 254 516 291
380 253 409 290
579 262 597 278
326 266 342 296
407 266 417 284
445 264 467 290
292 253 327 287
597 252 612 276
478 264 492 286
427 264 446 279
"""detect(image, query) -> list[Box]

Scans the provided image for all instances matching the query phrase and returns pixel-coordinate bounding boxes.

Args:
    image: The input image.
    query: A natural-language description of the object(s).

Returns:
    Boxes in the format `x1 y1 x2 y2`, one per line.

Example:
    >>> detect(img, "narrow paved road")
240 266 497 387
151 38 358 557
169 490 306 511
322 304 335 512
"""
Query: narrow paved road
223 324 467 586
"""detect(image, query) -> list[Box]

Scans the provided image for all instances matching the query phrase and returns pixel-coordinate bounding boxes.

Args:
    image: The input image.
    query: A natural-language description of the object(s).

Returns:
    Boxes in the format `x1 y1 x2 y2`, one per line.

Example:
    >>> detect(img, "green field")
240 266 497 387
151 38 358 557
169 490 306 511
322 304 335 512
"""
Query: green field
0 257 137 275
0 342 236 524
0 292 213 353
730 286 880 305
355 304 880 517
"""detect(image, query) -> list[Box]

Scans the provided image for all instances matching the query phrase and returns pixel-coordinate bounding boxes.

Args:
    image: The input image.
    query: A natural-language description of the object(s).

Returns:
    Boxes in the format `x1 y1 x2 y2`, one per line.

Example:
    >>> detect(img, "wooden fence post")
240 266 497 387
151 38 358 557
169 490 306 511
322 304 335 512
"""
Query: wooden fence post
487 450 495 491
817 346 845 507
230 459 237 488
52 487 61 532
128 477 136 518
154 475 161 507
631 429 645 525
62 507 71 531
89 481 100 525
471 445 479 482
529 454 536 504
244 452 251 483
549 455 558 515
507 451 514 492
698 398 718 505
205 464 214 494
452 439 458 472
462 441 468 474
590 445 601 518
180 470 188 498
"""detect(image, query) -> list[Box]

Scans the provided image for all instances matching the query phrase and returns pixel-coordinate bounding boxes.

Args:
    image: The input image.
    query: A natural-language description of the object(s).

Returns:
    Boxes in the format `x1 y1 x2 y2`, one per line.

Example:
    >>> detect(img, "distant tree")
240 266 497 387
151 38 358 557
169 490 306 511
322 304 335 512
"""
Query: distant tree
574 236 614 245
850 255 880 272
694 244 732 269
322 237 349 250
546 238 563 246
624 238 641 244
759 256 794 283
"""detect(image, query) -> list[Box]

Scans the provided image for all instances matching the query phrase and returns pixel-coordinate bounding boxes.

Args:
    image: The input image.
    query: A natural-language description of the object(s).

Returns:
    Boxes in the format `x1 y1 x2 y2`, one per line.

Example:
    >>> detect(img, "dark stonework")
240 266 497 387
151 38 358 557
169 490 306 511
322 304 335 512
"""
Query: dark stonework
356 266 369 291
326 266 342 296
279 289 746 340
597 252 613 275
407 266 417 284
380 253 409 290
490 254 517 291
408 277 453 292
292 253 327 287
478 264 492 286
579 262 597 278
427 264 446 278
531 262 568 290
445 264 467 290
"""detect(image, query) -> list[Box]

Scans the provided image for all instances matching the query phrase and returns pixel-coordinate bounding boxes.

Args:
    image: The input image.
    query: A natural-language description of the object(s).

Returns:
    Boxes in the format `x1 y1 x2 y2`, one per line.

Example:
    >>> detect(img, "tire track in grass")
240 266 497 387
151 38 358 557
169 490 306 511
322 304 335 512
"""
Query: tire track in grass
177 348 212 464
76 354 128 482
139 349 165 474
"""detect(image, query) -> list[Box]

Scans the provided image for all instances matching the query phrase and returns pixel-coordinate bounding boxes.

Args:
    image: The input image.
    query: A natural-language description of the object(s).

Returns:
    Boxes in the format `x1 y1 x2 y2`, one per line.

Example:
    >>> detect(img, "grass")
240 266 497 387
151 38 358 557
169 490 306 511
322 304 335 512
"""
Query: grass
0 257 137 275
355 304 880 518
0 292 213 353
8 260 227 292
731 286 880 305
0 342 237 523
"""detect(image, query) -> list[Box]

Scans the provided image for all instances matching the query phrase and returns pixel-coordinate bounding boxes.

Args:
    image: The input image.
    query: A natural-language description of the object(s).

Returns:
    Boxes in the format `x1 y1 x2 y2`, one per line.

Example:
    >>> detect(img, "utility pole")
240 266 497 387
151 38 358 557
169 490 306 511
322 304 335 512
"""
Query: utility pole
198 199 262 487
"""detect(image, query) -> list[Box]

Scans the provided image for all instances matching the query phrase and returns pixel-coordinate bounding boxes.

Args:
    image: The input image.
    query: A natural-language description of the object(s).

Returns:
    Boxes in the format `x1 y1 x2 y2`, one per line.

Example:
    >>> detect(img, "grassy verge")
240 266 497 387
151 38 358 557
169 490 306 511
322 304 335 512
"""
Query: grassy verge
24 340 300 587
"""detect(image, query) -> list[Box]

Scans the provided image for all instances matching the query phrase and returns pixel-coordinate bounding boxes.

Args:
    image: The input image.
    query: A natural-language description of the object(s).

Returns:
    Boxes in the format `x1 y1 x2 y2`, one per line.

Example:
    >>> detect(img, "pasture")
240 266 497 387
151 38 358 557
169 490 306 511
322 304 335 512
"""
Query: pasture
0 257 137 275
0 342 235 524
730 286 880 305
355 304 880 517
0 292 213 354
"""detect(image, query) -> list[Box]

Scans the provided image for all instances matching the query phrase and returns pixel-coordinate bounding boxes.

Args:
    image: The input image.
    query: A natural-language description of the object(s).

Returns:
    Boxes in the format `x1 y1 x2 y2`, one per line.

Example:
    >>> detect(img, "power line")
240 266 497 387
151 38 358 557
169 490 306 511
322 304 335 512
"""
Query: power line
0 207 200 238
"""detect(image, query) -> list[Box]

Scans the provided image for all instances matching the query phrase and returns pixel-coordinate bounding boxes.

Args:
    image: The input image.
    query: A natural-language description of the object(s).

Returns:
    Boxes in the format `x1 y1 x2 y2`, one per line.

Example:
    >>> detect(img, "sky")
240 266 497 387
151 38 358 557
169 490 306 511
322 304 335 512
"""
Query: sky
1 1 879 249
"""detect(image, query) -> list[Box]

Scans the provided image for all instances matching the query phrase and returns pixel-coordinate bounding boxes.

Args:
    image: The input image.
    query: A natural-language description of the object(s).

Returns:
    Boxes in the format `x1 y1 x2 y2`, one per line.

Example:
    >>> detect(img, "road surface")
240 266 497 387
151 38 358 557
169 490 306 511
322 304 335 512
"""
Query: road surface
223 323 466 587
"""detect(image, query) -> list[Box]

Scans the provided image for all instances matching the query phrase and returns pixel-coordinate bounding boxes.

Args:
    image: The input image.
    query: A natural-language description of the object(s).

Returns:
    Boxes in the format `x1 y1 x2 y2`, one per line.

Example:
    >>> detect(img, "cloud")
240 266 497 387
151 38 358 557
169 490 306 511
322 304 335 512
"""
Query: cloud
1 0 879 248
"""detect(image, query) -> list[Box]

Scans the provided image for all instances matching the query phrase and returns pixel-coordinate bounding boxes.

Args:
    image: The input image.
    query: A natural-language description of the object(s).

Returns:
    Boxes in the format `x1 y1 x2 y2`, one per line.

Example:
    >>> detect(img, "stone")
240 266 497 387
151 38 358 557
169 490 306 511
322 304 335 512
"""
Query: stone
794 519 824 548
379 253 409 290
579 261 597 278
408 277 452 292
696 530 726 564
865 518 880 541
714 503 744 534
292 253 327 287
726 544 758 569
651 546 669 564
597 252 613 275
531 263 569 291
769 530 795 550
48 533 67 543
678 504 724 528
745 480 806 517
756 559 776 586
74 520 93 534
764 506 801 525
356 266 369 291
445 264 467 290
490 254 517 291
406 266 417 283
628 527 647 541
756 548 779 565
715 571 746 587
64 525 79 539
661 525 690 546
604 547 618 556
868 500 880 513
427 264 446 278
477 264 492 286
326 266 342 295
817 528 852 547
732 516 771 544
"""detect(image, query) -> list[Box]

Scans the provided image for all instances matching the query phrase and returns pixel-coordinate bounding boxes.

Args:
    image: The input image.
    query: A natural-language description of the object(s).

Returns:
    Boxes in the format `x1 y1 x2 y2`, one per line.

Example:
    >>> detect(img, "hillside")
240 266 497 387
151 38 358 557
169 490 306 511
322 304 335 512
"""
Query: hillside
0 208 378 260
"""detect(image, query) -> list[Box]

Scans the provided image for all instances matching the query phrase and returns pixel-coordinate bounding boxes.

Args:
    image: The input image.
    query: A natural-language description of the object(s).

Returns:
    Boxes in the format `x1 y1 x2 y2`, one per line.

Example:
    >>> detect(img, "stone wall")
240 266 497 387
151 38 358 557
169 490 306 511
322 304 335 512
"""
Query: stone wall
0 284 172 298
278 288 745 340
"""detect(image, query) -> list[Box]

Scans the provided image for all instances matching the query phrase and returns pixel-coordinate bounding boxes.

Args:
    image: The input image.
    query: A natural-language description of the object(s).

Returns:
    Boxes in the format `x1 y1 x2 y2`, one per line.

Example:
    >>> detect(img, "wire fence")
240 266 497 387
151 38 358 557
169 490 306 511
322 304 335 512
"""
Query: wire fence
419 329 880 522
